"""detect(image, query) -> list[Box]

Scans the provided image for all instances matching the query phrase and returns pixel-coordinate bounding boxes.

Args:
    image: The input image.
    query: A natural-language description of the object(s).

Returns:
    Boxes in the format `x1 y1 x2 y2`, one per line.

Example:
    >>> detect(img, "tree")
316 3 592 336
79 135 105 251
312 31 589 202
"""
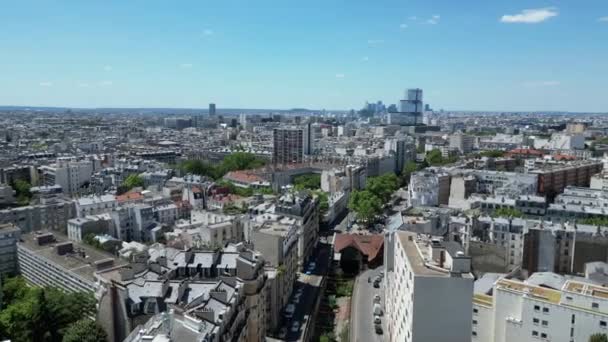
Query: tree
590 334 608 342
480 150 505 158
366 173 399 203
11 179 31 206
401 161 419 186
62 319 107 342
122 174 144 191
1 276 29 307
492 207 524 218
293 174 321 191
348 190 382 224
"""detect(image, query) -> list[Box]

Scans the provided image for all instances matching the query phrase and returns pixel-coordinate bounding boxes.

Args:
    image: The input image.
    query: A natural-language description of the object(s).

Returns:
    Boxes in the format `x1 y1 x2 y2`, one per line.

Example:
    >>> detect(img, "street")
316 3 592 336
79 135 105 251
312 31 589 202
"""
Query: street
283 242 331 341
351 267 387 342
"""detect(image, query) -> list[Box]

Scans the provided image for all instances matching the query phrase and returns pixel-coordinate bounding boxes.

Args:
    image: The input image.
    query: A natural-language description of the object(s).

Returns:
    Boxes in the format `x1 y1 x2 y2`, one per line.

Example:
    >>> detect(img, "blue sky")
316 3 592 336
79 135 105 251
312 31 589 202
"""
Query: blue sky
0 0 607 112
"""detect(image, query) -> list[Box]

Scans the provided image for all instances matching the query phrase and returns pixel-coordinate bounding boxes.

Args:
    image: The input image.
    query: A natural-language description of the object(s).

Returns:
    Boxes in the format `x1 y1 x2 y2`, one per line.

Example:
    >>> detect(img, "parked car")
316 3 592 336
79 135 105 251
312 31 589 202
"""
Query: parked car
373 303 383 316
374 316 381 324
373 294 381 303
373 280 380 289
291 321 300 333
375 324 383 335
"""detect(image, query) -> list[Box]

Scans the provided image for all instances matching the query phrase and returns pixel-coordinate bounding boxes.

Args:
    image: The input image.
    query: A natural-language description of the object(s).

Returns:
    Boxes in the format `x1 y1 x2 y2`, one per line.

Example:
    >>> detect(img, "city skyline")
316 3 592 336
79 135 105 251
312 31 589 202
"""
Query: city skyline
0 0 607 112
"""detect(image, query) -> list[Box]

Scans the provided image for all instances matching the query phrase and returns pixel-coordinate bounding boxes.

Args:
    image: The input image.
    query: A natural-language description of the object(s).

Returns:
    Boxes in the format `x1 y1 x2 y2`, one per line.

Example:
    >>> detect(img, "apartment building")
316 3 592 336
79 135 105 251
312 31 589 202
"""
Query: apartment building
527 160 603 198
0 197 76 233
39 158 94 195
17 230 125 294
0 223 20 275
273 128 304 165
385 231 474 342
75 194 117 218
473 278 608 342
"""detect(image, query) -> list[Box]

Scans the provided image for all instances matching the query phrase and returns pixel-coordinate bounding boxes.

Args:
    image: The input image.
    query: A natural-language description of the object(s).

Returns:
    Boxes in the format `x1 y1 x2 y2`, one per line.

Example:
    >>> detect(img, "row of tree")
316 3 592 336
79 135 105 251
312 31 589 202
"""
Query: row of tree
178 152 266 180
348 173 400 224
0 276 107 342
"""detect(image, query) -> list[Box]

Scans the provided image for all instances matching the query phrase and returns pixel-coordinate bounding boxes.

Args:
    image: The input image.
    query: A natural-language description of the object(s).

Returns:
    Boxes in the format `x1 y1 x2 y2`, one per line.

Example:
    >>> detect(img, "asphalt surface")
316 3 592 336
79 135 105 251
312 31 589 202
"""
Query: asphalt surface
351 267 387 342
283 242 331 341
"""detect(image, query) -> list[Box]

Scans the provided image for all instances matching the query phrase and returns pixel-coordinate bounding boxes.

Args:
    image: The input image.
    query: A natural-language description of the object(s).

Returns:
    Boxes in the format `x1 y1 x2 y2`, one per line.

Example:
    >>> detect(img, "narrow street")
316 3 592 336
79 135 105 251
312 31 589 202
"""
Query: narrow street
350 267 387 342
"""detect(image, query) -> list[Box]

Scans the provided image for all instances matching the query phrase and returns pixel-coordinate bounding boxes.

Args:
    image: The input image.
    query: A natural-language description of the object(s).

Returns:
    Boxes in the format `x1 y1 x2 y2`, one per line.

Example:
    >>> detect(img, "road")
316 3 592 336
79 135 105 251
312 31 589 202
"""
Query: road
283 242 331 341
351 267 387 342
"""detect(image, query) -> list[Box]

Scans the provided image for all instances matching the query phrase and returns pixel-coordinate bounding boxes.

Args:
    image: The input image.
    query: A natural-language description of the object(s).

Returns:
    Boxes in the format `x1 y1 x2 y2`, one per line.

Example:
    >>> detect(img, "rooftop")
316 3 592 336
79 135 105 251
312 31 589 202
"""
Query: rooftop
396 231 450 277
18 230 128 283
496 278 562 304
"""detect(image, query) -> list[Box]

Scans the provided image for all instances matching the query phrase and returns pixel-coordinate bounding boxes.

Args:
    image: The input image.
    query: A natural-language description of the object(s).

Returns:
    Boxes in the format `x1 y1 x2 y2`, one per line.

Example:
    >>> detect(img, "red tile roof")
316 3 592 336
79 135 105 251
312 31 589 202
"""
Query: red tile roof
334 233 384 261
116 191 143 203
224 171 264 184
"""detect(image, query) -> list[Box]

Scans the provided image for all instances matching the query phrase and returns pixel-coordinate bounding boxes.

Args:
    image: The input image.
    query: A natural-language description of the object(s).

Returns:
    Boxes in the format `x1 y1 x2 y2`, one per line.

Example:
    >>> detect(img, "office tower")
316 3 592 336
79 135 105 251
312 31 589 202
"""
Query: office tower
389 88 424 126
209 103 216 116
303 122 314 155
385 231 474 342
425 103 431 112
273 128 304 165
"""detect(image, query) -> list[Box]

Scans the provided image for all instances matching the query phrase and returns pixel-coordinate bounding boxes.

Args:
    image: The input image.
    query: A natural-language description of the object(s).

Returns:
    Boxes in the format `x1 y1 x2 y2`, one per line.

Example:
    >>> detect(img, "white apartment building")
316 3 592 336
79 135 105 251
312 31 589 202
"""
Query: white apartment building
385 231 474 342
473 278 608 342
39 159 94 195
75 194 117 218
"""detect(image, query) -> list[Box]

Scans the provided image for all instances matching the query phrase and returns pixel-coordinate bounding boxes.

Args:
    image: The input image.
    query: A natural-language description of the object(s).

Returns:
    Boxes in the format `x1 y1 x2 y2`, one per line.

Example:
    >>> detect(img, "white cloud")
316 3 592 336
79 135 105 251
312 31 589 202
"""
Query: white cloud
180 63 193 68
361 56 369 62
99 80 113 87
202 29 214 36
523 80 561 87
501 8 558 24
599 16 608 22
103 65 112 71
335 74 345 79
408 16 417 21
400 23 408 29
39 81 53 87
427 15 441 25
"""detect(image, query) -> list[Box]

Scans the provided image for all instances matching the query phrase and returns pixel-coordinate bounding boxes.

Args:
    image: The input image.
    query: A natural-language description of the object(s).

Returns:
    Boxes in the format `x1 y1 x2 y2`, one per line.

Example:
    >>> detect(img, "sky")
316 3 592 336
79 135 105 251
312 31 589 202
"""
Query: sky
0 0 607 112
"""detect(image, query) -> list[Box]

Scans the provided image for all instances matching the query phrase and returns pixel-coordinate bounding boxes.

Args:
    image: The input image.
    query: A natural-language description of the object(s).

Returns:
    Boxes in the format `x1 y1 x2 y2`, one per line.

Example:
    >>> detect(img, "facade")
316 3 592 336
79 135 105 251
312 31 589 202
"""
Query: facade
0 197 76 233
67 214 112 242
76 194 117 218
0 223 20 275
449 133 475 154
250 219 299 332
18 230 125 294
528 160 603 198
389 88 424 126
385 231 474 342
273 128 304 165
39 159 94 195
473 278 608 342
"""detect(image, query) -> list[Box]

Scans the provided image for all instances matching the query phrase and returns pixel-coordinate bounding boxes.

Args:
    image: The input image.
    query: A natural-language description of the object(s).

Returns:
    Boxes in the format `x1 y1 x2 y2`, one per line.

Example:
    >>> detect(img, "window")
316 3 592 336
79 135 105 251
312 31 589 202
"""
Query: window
532 331 539 337
541 320 548 327
571 315 576 324
534 305 541 312
601 321 607 328
472 331 477 337
533 318 539 325
473 308 478 314
541 333 547 339
542 307 549 313
593 302 599 309
473 320 478 325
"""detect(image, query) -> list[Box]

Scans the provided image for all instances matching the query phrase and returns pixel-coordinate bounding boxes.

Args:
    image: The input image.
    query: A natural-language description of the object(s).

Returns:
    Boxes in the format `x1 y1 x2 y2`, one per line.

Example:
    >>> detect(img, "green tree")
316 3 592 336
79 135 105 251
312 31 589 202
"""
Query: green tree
480 150 505 158
348 190 382 224
1 276 29 307
314 191 329 217
12 180 32 206
590 334 608 342
220 152 266 174
492 207 524 218
367 173 399 203
122 174 144 191
293 174 321 191
62 319 107 342
401 161 419 185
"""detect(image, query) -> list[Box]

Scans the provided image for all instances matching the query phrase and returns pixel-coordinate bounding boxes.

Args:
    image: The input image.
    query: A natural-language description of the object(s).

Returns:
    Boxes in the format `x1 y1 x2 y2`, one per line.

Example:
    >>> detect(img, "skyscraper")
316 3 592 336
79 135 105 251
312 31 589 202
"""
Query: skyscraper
273 128 304 165
389 88 424 126
209 103 216 116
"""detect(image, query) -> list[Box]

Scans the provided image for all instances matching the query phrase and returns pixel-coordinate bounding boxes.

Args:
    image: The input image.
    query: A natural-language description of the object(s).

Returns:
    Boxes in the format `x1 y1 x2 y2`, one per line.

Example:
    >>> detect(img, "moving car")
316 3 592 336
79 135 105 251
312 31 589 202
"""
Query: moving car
284 304 296 319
